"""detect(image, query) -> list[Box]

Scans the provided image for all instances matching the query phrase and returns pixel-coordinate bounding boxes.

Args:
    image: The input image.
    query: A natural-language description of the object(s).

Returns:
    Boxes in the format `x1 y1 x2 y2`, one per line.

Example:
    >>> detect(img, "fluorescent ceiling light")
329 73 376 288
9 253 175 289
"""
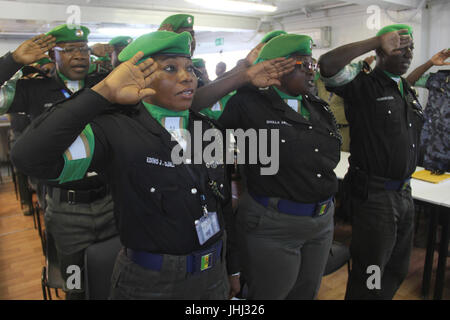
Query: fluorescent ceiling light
96 27 156 38
185 0 277 13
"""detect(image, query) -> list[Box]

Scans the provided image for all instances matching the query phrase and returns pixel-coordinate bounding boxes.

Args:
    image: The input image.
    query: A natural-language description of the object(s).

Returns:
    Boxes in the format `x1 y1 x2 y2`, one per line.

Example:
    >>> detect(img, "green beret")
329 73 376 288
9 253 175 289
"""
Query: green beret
260 30 287 43
377 24 413 38
35 57 53 66
46 24 89 43
258 34 313 61
192 58 205 68
109 36 133 47
118 31 192 62
160 14 194 32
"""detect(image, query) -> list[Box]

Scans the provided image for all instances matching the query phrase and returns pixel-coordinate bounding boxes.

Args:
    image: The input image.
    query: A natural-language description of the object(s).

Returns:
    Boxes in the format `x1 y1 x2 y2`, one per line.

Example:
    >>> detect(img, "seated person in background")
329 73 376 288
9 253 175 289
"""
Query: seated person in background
406 49 450 173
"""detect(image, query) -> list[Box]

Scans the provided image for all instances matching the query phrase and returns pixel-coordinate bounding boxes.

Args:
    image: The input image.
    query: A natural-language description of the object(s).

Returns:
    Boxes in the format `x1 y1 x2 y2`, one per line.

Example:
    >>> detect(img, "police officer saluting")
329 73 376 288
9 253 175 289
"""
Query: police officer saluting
319 24 424 299
204 34 340 299
0 24 117 299
11 30 242 299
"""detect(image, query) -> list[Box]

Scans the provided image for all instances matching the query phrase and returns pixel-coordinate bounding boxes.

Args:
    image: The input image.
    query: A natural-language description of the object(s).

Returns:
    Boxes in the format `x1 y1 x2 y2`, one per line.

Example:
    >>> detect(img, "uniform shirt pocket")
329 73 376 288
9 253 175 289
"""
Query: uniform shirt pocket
375 101 401 136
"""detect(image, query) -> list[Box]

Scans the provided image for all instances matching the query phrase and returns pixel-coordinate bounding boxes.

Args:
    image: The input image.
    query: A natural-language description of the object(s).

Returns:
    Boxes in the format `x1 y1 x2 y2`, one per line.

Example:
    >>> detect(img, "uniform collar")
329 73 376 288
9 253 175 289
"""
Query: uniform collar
373 67 404 86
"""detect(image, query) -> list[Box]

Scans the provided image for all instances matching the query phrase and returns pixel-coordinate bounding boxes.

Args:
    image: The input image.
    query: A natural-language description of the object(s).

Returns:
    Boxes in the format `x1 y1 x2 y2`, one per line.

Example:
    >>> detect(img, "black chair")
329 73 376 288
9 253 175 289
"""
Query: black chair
41 230 64 300
323 241 351 276
84 235 121 300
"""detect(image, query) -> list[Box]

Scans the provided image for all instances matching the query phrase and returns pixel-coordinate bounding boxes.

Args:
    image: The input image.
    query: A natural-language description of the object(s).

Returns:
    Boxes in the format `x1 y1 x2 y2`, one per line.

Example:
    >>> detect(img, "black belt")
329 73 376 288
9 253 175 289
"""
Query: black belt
47 185 109 204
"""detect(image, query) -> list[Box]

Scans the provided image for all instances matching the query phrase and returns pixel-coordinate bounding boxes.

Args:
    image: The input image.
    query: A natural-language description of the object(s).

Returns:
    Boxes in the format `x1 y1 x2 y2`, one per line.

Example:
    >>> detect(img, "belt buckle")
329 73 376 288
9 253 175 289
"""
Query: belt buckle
400 180 410 191
314 200 329 217
67 190 76 204
200 252 213 271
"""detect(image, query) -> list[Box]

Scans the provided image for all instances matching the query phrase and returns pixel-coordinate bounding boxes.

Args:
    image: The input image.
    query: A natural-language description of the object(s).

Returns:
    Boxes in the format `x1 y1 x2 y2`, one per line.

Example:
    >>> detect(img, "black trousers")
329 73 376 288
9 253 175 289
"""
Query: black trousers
345 184 414 300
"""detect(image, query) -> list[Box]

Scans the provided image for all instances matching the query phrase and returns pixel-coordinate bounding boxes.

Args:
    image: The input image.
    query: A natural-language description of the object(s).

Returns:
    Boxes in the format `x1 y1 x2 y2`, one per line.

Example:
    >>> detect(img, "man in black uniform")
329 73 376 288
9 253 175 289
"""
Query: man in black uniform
319 24 424 299
0 24 117 299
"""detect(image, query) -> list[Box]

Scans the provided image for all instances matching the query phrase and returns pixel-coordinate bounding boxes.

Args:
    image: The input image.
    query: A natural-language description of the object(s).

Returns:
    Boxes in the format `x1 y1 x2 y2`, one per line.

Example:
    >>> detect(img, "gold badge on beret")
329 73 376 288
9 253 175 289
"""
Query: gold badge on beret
310 39 313 50
76 29 84 37
187 16 192 24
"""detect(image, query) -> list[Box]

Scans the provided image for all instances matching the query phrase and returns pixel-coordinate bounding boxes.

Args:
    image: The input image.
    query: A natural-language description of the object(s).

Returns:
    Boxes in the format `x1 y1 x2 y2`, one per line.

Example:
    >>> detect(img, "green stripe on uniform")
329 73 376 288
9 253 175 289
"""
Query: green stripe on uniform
57 124 95 184
0 70 22 114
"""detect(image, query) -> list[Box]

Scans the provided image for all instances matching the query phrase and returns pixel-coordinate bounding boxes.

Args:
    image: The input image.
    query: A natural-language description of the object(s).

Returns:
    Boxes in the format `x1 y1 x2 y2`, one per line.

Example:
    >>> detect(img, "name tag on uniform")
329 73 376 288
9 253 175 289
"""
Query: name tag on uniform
376 96 394 101
195 211 220 245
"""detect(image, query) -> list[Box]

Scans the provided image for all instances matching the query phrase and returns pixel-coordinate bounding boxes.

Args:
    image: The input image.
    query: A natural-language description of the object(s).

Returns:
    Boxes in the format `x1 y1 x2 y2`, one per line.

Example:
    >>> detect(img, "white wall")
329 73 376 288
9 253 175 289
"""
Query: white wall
195 1 450 103
0 39 25 56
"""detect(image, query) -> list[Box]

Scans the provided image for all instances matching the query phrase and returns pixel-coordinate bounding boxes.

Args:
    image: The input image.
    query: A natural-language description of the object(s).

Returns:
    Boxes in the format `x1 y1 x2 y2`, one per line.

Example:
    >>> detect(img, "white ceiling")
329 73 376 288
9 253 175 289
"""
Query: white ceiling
0 0 424 41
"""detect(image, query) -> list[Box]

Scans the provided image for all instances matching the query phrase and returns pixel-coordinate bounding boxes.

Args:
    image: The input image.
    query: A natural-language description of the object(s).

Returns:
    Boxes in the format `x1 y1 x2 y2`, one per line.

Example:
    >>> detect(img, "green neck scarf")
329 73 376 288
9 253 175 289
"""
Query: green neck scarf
142 101 189 150
57 70 85 94
142 101 189 130
383 71 404 97
273 87 310 120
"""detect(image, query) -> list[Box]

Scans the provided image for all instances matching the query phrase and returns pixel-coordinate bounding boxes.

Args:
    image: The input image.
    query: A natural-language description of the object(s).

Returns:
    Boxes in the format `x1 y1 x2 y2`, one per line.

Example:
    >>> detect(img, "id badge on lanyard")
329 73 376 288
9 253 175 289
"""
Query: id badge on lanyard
194 196 220 245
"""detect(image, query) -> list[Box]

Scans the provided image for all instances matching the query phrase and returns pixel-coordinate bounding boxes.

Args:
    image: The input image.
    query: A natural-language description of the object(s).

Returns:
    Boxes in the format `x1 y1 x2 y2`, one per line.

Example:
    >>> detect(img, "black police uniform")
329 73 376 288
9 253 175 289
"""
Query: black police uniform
326 67 425 299
11 88 238 299
0 52 117 299
217 85 341 299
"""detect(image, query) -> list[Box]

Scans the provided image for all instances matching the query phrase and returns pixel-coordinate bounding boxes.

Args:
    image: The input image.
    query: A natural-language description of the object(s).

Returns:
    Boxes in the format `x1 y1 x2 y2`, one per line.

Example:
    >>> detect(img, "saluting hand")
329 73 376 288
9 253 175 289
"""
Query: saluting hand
245 42 265 66
12 34 56 65
247 57 296 88
93 51 158 105
379 29 412 56
430 49 450 66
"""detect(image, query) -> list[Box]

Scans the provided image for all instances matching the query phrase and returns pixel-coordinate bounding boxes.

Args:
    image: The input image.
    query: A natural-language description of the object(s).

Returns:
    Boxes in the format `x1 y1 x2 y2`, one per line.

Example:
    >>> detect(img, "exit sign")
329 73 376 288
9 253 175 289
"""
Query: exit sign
215 38 224 46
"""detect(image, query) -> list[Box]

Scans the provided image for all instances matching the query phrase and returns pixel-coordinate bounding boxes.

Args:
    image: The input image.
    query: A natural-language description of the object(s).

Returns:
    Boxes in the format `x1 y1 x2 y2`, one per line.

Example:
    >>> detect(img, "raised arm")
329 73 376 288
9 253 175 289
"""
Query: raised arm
406 49 450 86
319 30 412 78
11 52 157 180
191 57 295 111
0 34 55 114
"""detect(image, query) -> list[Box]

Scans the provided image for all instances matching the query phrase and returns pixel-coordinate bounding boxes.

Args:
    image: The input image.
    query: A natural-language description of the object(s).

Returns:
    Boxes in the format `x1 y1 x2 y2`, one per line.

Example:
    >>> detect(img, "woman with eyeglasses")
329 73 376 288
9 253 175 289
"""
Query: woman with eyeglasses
207 34 342 299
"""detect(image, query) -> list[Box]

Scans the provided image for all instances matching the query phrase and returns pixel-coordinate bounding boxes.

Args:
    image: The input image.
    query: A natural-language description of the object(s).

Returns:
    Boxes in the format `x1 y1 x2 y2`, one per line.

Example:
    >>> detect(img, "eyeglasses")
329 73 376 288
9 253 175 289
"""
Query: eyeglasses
54 46 91 55
295 61 318 72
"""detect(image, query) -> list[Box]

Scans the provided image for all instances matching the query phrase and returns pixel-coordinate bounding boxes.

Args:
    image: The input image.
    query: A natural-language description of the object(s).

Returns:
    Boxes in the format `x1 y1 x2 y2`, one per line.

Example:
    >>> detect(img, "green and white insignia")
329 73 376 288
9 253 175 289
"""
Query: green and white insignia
310 39 313 50
187 16 192 24
57 124 95 184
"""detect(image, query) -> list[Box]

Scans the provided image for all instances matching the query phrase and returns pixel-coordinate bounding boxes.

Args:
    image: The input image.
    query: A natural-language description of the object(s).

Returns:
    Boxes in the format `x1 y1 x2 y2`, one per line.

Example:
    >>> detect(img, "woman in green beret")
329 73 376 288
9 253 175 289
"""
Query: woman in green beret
11 30 236 300
208 33 342 299
11 30 294 300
